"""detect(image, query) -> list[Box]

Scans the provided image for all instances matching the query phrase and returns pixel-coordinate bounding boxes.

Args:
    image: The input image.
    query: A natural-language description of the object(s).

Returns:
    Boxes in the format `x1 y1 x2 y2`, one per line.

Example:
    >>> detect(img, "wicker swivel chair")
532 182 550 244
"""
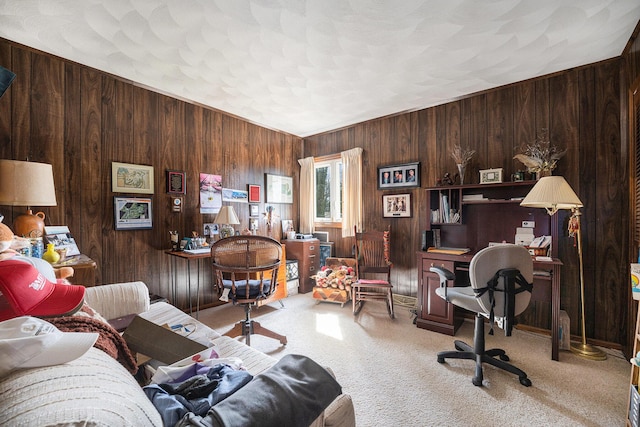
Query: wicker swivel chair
352 226 394 319
210 235 286 346
430 244 533 386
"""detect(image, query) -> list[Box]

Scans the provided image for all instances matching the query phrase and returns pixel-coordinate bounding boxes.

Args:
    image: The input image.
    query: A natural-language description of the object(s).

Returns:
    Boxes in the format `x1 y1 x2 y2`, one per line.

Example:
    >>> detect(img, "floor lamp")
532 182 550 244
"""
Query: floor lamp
521 176 606 361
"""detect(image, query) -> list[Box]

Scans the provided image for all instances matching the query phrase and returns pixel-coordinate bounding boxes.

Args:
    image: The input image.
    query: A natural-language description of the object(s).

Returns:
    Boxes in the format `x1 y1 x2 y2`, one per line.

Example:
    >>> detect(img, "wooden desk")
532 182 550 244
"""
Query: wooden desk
52 254 97 286
165 245 288 315
416 251 563 361
165 249 211 316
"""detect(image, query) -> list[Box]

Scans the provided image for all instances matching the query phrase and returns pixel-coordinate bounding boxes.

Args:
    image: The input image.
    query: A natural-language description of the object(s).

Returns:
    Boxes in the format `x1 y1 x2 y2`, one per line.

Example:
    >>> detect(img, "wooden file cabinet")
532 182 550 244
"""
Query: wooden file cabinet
285 238 320 293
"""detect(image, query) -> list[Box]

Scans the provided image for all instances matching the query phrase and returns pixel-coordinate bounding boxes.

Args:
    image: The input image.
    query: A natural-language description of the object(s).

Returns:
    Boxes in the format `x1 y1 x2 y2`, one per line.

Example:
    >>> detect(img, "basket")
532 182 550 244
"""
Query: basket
393 294 417 309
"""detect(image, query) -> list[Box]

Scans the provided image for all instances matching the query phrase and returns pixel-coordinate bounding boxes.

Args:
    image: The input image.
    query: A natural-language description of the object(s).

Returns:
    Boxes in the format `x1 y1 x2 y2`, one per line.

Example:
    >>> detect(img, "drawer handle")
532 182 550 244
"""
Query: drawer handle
309 246 315 250
310 266 315 272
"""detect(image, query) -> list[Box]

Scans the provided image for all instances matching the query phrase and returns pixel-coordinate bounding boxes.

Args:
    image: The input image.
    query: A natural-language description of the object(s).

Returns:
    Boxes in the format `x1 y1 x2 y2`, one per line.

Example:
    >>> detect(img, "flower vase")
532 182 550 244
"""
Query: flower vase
457 164 466 185
536 170 552 180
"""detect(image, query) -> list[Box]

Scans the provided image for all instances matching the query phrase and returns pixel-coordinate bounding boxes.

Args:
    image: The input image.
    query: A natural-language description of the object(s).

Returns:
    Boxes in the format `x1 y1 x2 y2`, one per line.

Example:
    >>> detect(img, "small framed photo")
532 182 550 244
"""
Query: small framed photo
249 204 260 217
479 168 503 184
383 194 412 218
166 170 186 194
378 162 420 189
114 196 153 230
248 184 261 203
222 188 248 203
112 162 154 194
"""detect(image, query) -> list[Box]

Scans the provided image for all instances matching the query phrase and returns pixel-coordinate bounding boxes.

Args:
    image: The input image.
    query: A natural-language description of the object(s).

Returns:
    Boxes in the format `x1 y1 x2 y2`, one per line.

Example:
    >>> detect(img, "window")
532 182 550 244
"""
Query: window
315 158 342 223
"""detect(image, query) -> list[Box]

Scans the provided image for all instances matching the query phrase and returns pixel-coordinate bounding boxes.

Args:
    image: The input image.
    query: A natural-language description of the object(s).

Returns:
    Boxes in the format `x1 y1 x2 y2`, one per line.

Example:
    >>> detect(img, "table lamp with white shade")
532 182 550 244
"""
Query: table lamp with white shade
214 206 240 239
520 176 606 360
0 159 57 237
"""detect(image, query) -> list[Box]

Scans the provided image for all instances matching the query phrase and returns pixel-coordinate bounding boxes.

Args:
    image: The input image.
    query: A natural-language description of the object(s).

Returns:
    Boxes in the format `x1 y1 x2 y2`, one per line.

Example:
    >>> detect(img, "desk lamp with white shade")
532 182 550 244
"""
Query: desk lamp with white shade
214 206 240 239
520 176 606 360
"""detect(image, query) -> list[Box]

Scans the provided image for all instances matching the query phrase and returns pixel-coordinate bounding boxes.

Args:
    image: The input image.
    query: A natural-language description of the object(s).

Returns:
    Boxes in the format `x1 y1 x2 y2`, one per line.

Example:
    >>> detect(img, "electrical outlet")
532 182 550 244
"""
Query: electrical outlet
522 221 535 228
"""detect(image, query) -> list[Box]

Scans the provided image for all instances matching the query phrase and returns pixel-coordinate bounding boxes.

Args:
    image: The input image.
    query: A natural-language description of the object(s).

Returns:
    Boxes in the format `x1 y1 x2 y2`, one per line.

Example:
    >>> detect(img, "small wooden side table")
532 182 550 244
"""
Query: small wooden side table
52 254 97 286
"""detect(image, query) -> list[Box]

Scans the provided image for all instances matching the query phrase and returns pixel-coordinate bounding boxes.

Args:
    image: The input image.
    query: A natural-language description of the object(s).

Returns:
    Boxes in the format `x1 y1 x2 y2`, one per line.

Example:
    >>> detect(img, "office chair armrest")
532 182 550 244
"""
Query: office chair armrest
429 266 455 300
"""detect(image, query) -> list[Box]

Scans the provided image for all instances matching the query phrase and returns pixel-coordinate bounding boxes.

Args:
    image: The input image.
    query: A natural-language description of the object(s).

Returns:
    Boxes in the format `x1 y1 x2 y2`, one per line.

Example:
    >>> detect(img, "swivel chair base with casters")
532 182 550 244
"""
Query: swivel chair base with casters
223 303 287 347
430 244 534 387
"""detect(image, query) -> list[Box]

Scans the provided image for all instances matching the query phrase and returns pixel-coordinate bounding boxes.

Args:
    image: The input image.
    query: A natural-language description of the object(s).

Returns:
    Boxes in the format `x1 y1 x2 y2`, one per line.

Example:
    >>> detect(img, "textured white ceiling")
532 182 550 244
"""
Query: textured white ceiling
0 0 639 137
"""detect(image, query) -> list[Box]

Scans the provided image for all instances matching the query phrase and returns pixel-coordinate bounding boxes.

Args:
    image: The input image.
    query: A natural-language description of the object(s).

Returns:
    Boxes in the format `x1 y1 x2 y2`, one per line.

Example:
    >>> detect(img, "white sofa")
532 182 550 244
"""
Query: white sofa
0 281 355 427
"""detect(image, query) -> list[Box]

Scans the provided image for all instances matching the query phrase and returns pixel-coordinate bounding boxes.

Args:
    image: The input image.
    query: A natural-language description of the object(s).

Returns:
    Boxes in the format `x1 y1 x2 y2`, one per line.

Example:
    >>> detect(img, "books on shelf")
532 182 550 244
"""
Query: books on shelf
431 193 460 223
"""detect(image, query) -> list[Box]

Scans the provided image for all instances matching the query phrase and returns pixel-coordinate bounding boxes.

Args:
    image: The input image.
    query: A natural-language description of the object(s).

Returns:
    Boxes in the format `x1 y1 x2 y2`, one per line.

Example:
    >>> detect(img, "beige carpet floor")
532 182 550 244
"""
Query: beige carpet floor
196 293 629 427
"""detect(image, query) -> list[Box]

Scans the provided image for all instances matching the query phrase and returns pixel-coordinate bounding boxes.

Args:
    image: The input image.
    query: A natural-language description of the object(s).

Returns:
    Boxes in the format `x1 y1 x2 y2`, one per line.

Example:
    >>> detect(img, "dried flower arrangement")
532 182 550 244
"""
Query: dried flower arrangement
513 129 567 175
450 144 475 166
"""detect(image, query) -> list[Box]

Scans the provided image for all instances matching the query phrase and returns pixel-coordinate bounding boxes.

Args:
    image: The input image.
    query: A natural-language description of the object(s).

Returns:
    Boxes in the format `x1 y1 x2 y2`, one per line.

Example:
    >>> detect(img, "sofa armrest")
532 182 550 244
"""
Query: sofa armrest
84 281 150 320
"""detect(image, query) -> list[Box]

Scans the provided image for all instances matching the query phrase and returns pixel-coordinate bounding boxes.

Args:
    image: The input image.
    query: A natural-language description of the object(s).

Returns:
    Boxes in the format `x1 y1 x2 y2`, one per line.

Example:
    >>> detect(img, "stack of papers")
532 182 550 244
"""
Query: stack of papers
427 247 470 255
462 194 486 202
184 248 211 255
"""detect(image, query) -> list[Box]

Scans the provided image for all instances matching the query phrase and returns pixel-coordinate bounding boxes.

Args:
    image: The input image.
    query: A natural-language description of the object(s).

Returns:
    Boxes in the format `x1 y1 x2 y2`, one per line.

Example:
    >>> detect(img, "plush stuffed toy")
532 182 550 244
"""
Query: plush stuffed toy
0 221 74 280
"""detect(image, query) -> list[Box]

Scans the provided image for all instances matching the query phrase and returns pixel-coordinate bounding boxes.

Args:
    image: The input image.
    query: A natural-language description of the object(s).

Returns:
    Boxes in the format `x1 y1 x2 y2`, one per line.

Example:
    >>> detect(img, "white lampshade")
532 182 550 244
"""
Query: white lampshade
520 176 582 215
214 206 240 225
0 160 57 206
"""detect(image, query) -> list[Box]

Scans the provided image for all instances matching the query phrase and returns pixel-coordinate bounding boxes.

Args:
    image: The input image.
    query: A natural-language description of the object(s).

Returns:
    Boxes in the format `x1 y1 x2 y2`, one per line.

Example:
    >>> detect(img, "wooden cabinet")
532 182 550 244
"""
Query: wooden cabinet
285 238 320 293
416 253 463 335
257 244 288 307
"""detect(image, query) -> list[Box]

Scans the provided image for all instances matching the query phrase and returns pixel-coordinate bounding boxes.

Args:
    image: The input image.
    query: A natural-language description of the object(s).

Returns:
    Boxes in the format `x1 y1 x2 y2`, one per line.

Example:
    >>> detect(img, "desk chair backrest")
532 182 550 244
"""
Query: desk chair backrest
210 236 282 302
469 244 533 333
354 226 392 281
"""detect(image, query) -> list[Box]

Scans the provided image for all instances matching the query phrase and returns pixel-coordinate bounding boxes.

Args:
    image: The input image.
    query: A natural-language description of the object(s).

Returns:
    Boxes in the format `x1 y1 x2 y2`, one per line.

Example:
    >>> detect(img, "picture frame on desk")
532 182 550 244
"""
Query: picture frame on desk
382 193 411 218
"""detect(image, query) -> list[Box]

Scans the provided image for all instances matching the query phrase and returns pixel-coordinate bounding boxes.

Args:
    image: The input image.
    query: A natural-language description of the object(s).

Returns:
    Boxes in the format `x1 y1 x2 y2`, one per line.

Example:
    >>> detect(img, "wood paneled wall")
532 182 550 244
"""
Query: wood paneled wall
1 29 638 349
0 39 302 309
305 58 628 348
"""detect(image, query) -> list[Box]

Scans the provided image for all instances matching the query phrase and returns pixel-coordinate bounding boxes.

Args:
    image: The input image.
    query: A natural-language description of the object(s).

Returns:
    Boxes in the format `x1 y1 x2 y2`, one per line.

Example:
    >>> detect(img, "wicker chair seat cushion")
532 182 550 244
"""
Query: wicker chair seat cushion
222 279 272 299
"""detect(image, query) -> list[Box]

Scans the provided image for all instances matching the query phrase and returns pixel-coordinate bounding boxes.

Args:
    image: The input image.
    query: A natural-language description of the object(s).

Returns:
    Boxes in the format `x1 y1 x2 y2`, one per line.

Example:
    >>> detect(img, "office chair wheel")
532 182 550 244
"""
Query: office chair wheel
472 377 483 387
437 355 445 363
499 354 510 362
519 377 532 387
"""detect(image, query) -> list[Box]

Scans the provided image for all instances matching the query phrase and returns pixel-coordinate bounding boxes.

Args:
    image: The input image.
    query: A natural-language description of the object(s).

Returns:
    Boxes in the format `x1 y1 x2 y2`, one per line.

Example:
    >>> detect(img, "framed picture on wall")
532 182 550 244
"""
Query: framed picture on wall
382 193 412 218
378 161 420 189
114 196 153 230
166 170 186 194
248 184 261 203
112 162 154 194
265 174 293 204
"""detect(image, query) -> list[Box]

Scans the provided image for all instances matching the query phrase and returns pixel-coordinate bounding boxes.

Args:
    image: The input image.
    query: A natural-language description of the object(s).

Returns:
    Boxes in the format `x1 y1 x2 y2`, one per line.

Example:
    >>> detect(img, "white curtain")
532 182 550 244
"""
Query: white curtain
341 147 363 237
297 156 315 234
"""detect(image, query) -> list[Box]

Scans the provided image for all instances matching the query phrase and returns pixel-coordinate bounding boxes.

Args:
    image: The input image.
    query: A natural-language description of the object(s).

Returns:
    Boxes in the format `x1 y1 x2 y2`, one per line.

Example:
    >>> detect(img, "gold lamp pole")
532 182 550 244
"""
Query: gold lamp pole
521 176 606 361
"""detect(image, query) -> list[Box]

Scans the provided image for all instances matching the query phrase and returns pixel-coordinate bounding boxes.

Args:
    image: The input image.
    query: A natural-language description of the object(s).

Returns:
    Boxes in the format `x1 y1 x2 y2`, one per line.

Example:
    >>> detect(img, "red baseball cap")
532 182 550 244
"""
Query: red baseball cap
0 260 85 321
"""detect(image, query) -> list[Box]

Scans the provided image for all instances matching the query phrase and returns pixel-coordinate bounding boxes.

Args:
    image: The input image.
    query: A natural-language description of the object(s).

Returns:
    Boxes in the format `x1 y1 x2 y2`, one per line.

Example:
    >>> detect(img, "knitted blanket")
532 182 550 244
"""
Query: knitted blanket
49 315 138 374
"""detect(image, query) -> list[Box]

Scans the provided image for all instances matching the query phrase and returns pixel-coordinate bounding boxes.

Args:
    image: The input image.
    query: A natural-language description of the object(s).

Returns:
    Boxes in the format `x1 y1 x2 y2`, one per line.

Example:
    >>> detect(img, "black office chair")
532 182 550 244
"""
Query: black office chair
429 244 533 386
